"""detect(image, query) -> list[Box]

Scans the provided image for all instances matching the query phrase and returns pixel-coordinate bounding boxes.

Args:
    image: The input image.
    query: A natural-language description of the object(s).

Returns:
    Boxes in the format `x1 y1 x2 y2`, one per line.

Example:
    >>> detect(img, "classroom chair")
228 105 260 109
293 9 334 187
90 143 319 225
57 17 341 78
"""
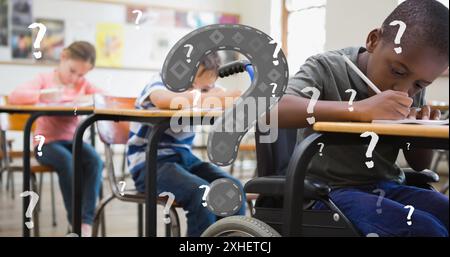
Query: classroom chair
92 95 181 237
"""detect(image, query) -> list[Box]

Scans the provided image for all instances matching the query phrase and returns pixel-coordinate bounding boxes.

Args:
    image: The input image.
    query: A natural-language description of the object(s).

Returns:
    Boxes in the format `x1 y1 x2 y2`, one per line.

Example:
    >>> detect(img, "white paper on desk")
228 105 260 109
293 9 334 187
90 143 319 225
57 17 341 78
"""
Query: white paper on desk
372 119 449 125
37 99 94 107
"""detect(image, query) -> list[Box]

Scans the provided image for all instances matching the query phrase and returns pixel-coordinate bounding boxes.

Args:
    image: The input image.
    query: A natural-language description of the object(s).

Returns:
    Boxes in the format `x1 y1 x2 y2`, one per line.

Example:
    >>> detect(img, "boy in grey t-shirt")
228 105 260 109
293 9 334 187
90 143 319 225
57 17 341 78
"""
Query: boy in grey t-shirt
278 0 448 236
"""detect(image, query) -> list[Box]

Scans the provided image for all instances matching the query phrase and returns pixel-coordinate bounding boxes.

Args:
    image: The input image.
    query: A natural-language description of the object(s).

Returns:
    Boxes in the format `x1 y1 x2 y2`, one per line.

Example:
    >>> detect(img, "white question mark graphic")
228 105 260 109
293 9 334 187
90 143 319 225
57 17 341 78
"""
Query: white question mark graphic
404 205 414 226
132 10 143 30
159 192 175 224
345 89 357 112
270 83 277 97
406 143 411 151
118 181 126 196
360 131 379 169
372 188 385 214
74 107 77 116
28 23 47 59
34 135 45 157
317 142 325 156
199 185 210 207
191 89 201 107
389 20 406 54
20 191 39 229
183 44 194 63
301 87 321 125
269 40 281 66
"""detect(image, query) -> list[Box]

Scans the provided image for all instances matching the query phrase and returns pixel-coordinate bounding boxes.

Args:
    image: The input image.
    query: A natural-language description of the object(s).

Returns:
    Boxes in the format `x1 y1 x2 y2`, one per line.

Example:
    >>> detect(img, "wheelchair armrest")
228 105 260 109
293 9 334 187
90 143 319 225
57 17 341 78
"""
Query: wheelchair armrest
244 175 331 200
403 168 440 185
305 177 331 198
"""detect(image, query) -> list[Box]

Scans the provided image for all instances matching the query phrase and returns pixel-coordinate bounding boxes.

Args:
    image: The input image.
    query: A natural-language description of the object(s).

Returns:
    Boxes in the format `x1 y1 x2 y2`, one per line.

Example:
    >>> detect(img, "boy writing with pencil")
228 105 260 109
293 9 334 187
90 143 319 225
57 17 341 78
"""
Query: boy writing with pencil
277 0 448 236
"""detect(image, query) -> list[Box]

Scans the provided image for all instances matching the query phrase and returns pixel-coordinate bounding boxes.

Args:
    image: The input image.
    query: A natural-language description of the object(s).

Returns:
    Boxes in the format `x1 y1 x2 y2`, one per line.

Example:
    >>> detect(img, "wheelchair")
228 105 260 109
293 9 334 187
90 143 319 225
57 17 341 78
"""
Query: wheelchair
201 61 441 237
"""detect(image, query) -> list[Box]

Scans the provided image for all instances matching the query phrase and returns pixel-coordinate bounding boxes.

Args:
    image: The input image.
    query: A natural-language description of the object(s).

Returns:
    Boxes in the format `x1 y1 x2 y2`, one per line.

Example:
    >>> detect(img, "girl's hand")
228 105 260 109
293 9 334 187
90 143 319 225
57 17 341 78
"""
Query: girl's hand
407 105 441 120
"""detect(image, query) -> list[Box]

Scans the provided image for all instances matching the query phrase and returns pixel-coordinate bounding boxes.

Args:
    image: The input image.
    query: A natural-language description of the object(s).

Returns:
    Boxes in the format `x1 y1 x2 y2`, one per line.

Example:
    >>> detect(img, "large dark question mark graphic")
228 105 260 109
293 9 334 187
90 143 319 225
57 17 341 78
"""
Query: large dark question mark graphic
162 24 289 166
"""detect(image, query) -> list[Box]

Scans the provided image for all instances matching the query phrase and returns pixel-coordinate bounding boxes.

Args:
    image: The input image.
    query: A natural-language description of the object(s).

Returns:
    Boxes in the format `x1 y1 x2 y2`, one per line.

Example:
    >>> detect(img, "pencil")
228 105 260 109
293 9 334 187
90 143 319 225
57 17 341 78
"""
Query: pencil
342 54 382 94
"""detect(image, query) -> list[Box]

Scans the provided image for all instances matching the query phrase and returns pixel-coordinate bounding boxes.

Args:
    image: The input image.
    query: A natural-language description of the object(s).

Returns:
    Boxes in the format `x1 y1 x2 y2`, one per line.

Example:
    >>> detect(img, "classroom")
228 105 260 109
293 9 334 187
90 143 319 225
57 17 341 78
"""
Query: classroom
0 0 448 244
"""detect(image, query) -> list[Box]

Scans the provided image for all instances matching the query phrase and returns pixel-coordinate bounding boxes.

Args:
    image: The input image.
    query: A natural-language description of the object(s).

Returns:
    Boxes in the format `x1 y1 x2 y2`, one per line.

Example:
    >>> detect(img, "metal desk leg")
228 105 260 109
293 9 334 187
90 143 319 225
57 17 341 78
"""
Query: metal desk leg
72 114 100 236
145 121 171 237
22 113 41 237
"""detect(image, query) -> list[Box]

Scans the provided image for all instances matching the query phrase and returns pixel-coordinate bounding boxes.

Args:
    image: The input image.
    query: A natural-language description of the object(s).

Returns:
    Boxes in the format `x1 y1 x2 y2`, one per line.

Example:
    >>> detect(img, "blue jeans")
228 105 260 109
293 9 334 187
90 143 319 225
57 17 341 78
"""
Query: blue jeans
35 140 103 225
313 180 449 236
133 149 246 237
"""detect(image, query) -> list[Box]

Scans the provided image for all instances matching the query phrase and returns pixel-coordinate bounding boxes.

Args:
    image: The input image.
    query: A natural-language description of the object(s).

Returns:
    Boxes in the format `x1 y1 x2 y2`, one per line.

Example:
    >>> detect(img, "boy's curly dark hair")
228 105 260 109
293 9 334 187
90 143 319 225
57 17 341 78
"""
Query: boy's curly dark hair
381 0 449 59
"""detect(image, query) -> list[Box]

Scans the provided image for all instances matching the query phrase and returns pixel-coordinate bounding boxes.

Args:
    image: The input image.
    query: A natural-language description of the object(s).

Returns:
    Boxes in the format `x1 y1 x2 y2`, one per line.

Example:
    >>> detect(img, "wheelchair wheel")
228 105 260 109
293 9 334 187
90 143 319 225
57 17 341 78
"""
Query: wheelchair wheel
201 216 281 237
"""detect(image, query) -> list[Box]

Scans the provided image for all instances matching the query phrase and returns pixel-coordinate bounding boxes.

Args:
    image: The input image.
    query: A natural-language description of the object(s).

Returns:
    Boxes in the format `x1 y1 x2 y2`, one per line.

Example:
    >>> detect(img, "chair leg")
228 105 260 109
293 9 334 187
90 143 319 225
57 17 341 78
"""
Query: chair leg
165 214 171 237
440 181 449 194
121 148 127 180
31 174 40 237
37 173 44 212
239 152 245 179
99 184 106 237
8 170 15 199
247 199 255 217
0 166 4 186
138 204 143 237
229 161 235 176
92 194 116 237
50 173 57 227
9 171 16 199
168 206 181 237
431 151 443 171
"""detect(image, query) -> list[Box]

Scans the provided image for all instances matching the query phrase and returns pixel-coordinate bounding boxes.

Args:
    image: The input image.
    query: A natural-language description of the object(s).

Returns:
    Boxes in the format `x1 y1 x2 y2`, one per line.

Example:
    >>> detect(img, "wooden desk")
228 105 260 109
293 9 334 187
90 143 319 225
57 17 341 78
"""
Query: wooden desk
94 107 223 117
282 121 449 237
0 103 93 237
313 122 449 139
72 107 222 237
0 104 92 113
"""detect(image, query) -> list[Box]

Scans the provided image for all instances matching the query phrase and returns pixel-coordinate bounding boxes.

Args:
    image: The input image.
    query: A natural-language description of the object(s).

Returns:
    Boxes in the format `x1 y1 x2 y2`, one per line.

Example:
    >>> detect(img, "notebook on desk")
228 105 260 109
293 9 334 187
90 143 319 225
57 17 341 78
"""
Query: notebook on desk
372 119 449 125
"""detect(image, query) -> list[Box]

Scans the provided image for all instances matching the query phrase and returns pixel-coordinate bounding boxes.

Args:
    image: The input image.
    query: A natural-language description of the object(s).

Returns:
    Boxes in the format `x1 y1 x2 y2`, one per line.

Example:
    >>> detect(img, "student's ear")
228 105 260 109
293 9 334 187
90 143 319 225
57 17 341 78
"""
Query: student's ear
365 29 382 53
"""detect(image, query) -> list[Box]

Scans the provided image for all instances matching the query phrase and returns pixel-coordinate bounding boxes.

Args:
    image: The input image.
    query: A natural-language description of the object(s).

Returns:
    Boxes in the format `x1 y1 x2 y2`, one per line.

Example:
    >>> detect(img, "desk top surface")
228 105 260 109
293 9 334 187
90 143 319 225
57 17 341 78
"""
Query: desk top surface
94 107 224 118
0 104 93 112
313 122 449 139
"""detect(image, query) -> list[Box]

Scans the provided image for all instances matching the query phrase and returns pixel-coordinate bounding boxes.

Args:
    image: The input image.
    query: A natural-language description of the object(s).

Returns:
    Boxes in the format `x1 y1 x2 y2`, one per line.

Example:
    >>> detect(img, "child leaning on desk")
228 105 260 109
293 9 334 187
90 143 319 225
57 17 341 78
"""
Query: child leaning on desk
126 51 246 237
8 41 103 237
276 0 448 236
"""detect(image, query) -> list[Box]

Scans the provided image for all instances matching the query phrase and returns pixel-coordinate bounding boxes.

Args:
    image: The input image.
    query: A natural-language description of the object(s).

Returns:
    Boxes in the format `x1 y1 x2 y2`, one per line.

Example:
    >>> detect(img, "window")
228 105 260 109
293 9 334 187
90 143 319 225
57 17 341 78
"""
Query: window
285 0 326 74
